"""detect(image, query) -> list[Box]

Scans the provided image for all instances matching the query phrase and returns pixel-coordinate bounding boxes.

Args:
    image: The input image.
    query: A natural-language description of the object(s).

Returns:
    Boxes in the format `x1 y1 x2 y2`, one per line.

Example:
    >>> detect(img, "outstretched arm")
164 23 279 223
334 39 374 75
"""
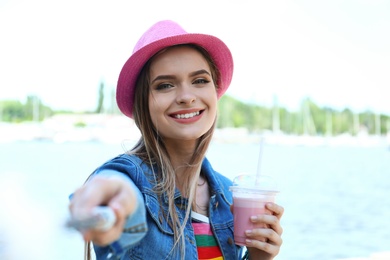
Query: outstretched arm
69 171 147 258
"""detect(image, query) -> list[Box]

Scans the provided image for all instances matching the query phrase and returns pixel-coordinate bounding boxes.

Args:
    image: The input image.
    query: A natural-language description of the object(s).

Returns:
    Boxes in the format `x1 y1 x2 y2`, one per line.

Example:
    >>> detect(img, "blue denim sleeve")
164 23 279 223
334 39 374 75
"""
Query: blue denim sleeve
92 170 147 260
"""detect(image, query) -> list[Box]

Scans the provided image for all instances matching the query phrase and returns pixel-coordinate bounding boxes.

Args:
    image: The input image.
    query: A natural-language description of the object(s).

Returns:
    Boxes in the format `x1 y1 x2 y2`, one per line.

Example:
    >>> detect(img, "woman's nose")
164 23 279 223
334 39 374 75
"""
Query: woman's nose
176 85 196 104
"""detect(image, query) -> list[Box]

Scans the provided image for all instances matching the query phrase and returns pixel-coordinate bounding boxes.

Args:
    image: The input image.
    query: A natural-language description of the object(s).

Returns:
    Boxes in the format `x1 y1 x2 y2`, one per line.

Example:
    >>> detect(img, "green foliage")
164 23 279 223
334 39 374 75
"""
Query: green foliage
0 100 25 122
217 95 390 136
74 121 87 128
95 81 105 113
217 96 272 132
0 96 53 122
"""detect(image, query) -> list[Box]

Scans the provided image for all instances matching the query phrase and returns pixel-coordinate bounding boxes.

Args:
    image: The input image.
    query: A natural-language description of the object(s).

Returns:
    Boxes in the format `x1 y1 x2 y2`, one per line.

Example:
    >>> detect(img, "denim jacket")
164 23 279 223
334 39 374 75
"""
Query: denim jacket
92 154 242 260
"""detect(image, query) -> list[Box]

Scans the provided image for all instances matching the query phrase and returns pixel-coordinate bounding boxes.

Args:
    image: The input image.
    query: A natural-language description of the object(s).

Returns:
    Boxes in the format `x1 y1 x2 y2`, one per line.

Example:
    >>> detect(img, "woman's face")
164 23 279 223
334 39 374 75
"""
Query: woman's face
148 46 218 143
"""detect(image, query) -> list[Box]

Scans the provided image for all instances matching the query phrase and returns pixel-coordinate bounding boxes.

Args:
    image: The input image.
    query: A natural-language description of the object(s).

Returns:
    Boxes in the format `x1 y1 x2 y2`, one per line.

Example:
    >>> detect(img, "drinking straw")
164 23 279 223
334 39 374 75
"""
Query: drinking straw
255 137 264 185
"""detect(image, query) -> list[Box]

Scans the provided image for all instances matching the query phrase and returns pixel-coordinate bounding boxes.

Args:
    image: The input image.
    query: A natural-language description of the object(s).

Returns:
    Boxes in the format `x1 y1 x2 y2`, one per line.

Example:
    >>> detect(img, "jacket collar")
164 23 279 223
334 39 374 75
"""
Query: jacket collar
201 157 224 196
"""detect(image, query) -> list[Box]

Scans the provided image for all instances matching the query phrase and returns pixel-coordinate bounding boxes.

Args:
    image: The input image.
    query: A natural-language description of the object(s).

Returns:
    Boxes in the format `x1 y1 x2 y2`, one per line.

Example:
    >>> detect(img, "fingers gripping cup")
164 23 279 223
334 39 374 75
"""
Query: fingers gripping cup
230 174 279 246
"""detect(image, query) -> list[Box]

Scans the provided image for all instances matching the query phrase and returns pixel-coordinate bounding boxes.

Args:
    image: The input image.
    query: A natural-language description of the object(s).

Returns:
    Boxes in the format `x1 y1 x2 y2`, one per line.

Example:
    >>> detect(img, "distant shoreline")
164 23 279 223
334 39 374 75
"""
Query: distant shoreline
1 114 389 147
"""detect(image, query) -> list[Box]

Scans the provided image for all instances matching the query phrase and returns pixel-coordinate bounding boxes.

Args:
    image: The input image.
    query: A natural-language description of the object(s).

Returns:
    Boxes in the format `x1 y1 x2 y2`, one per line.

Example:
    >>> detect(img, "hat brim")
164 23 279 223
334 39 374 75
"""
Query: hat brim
117 33 234 118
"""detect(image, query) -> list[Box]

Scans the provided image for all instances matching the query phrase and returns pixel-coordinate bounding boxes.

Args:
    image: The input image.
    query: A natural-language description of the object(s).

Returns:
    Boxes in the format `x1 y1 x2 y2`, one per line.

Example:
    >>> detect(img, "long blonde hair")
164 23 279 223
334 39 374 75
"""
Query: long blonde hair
85 44 220 259
132 44 219 258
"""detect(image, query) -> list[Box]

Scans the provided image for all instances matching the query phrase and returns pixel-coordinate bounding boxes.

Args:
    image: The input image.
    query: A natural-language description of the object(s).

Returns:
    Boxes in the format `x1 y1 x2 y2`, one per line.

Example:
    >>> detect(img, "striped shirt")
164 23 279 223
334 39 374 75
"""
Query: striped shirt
192 211 224 260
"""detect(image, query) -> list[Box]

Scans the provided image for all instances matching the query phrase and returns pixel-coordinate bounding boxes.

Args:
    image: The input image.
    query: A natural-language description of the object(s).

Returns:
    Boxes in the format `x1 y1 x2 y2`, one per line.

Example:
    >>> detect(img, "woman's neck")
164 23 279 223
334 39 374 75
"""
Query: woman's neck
165 139 197 172
163 138 204 197
193 173 210 216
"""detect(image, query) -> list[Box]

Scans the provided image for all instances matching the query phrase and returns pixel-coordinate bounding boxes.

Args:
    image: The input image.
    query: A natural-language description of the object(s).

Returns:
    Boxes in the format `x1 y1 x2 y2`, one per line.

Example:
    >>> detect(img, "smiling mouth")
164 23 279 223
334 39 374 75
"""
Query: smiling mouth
172 111 202 119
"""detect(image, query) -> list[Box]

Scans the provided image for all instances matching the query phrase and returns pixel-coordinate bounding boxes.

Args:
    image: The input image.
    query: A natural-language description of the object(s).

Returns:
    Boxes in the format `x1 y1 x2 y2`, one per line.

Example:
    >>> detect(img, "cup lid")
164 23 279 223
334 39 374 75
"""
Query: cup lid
230 174 279 193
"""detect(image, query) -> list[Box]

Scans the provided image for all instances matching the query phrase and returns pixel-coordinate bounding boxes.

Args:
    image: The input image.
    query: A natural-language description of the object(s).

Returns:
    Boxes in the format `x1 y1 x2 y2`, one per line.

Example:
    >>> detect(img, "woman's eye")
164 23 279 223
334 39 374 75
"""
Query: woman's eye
193 78 210 84
156 83 172 90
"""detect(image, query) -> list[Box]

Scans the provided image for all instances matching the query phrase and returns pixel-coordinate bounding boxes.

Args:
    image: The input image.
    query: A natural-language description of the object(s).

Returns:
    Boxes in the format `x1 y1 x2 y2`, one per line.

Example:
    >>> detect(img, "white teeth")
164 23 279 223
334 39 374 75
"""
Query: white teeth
174 111 200 119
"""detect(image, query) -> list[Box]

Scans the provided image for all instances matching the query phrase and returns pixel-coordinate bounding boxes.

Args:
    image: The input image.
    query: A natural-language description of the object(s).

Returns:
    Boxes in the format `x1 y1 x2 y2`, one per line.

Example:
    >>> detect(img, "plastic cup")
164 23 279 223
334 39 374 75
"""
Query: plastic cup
230 174 279 246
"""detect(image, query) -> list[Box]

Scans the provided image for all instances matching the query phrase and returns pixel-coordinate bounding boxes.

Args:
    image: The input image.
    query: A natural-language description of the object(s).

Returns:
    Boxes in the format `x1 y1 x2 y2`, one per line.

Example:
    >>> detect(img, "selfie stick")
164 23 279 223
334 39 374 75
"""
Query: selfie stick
66 206 116 231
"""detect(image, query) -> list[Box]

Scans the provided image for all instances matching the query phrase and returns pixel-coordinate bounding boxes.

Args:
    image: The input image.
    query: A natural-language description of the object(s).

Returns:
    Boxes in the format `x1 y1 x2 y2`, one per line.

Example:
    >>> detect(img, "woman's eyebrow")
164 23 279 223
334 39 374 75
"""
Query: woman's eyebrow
189 69 211 77
151 75 175 84
151 69 211 84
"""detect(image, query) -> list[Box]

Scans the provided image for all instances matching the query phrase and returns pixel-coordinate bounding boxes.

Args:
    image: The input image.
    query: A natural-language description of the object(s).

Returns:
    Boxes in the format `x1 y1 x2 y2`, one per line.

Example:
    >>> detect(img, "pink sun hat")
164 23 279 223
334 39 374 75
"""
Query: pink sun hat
116 20 234 118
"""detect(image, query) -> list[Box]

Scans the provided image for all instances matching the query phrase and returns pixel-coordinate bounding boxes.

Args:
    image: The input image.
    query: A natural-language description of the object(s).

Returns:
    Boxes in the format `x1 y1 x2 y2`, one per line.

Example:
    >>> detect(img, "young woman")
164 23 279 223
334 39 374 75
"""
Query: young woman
69 20 284 260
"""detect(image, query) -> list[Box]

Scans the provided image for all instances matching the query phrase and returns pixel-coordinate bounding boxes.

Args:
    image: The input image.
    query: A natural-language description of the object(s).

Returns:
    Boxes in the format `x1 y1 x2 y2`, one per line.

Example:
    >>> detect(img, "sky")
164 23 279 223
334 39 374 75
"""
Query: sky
1 0 389 114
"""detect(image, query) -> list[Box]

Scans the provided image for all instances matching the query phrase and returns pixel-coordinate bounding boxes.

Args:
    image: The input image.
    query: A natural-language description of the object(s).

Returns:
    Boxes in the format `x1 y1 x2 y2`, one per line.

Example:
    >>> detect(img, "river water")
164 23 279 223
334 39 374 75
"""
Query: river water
0 140 389 259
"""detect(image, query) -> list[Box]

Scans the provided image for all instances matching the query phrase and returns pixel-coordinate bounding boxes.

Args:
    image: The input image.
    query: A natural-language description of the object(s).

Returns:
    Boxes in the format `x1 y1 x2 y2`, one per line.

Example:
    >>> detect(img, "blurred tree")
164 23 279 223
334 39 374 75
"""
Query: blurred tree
217 95 235 128
0 96 52 122
95 81 105 113
360 111 375 135
308 100 326 135
25 95 53 121
0 100 25 122
301 98 317 135
380 114 388 134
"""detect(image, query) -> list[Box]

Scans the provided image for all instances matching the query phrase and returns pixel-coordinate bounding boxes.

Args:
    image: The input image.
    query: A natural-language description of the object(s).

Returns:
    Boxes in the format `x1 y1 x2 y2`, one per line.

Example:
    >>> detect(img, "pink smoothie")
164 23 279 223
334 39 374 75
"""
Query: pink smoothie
233 196 274 246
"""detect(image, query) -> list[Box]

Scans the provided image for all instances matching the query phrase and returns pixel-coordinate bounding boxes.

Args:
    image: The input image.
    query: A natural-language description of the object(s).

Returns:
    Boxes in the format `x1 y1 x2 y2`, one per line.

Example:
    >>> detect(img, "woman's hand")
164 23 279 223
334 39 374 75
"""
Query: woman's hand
68 174 137 246
245 202 284 260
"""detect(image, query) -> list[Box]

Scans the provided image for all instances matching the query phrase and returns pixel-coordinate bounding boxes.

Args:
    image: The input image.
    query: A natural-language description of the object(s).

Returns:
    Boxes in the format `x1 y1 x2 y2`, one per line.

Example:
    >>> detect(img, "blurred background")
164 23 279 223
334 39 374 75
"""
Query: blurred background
1 0 389 259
